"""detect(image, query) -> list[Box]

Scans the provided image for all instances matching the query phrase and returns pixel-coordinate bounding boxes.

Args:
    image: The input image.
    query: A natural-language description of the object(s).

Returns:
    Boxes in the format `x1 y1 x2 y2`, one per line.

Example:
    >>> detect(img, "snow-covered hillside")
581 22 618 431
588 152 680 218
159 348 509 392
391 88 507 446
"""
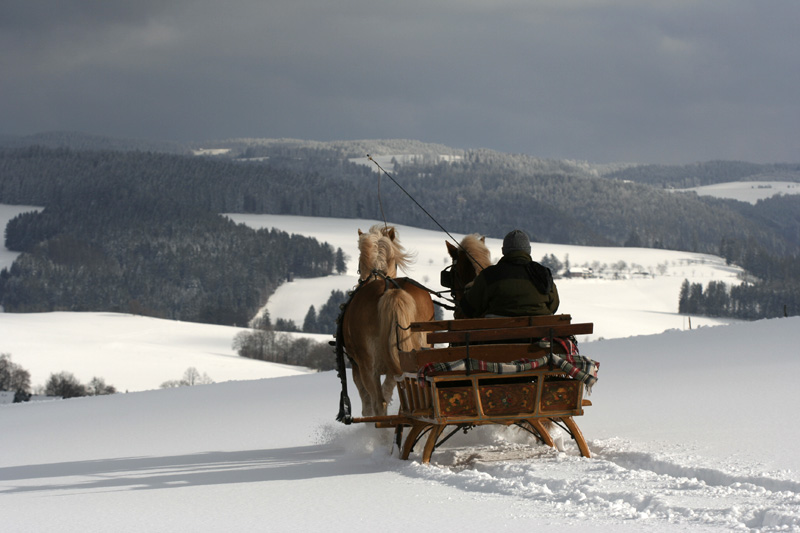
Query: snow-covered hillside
676 181 800 204
0 204 40 272
2 205 799 531
227 213 744 341
2 205 747 392
0 312 313 392
1 317 799 532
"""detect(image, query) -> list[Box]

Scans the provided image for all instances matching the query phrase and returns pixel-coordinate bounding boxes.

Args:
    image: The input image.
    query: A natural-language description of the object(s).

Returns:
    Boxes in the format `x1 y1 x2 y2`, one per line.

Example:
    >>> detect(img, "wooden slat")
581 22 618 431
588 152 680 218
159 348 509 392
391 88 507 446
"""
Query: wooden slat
426 323 593 345
409 314 573 333
414 344 550 366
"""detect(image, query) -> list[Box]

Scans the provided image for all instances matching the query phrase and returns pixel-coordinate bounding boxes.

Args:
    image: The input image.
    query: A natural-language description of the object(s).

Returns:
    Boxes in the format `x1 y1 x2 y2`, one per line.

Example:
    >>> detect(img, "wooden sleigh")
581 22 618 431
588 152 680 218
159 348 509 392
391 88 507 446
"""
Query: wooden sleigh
353 314 596 464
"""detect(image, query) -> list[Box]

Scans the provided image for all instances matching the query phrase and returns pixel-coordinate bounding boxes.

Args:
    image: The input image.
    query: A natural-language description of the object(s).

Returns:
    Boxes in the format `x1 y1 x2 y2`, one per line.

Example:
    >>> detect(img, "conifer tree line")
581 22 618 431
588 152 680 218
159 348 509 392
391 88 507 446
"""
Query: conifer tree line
231 312 335 371
678 234 800 320
2 145 798 256
678 279 799 320
0 150 339 325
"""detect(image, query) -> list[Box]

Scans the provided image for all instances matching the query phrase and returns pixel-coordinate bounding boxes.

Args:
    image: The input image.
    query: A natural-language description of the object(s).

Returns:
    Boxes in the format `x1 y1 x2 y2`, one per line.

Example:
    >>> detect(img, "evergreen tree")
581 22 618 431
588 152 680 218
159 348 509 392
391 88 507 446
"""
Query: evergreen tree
624 230 642 247
540 254 563 277
303 306 318 333
335 248 347 274
678 279 690 313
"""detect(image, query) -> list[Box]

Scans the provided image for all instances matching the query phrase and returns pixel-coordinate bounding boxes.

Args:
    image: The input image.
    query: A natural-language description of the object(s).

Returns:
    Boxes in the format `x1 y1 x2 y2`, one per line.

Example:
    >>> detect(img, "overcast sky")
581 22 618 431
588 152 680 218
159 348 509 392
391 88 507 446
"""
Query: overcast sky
2 1 799 164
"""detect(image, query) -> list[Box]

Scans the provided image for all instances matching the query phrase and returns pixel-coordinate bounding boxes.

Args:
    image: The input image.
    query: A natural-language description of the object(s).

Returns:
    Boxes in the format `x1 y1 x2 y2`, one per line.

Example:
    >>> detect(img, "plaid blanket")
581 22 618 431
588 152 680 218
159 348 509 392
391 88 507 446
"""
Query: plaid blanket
417 337 599 392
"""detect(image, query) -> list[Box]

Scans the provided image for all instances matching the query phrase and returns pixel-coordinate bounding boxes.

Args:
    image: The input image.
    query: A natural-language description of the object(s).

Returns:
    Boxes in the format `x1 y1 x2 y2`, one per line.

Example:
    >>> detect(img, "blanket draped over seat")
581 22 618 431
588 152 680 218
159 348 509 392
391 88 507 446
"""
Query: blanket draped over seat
416 337 599 392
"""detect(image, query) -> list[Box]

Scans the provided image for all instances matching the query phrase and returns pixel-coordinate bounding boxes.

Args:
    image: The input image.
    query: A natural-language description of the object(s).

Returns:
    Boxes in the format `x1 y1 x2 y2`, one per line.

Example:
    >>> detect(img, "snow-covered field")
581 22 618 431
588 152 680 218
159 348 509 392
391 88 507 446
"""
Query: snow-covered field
0 204 40 270
677 181 800 204
2 205 800 531
1 317 799 532
226 213 744 342
0 312 312 392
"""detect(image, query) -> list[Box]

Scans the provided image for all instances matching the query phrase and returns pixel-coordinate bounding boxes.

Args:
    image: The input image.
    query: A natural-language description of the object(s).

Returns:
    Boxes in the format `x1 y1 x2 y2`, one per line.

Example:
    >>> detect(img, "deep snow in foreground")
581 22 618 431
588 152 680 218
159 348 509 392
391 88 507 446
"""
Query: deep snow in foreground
1 317 799 532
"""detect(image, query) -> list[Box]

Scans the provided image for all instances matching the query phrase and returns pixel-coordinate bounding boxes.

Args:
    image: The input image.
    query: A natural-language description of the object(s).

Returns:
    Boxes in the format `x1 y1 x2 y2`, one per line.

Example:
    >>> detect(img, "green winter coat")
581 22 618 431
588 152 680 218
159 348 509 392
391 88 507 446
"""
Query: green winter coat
459 251 559 318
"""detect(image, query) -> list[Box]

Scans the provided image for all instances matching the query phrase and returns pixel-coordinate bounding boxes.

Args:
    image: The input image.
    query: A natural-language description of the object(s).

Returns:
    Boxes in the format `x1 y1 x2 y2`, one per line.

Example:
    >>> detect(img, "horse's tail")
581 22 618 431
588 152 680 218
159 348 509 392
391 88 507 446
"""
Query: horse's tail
378 288 424 376
334 317 353 424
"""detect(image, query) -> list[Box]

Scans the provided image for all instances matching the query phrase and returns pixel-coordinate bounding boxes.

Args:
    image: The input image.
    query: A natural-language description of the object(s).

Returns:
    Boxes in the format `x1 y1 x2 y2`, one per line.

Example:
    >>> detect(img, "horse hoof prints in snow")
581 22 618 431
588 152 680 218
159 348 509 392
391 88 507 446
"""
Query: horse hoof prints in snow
340 225 434 417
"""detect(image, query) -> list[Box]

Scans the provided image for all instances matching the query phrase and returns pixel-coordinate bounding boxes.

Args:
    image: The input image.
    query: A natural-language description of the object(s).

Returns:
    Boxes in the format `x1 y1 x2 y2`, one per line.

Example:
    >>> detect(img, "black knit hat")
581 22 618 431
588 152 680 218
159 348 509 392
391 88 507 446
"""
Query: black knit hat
502 229 531 255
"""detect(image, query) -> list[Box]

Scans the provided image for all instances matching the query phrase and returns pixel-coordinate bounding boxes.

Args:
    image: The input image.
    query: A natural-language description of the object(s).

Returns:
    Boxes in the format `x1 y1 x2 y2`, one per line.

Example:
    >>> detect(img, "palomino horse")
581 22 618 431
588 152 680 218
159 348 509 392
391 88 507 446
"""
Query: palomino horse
444 234 491 317
339 225 435 418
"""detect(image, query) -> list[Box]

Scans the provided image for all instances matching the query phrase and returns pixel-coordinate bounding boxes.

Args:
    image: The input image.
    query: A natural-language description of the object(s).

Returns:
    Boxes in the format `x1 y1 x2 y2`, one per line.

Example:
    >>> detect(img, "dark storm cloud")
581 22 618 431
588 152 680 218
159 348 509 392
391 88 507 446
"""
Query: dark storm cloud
2 0 799 163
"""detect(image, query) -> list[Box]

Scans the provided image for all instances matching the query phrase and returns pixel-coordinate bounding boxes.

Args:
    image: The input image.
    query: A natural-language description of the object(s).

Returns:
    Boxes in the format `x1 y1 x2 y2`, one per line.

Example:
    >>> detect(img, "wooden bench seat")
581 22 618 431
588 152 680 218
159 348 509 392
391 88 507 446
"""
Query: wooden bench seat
400 314 593 371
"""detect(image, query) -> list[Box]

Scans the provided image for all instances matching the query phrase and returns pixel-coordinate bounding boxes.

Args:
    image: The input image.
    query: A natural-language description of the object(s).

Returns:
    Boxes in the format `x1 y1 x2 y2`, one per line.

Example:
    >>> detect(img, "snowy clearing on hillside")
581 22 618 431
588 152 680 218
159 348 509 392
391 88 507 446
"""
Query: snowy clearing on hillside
226 213 744 341
676 181 800 204
0 206 747 393
0 312 315 392
0 205 41 274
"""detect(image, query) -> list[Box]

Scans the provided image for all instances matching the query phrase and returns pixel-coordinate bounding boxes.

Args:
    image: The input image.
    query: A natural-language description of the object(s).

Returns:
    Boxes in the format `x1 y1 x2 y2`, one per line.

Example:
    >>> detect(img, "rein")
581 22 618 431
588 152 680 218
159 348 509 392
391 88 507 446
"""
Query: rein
364 269 456 311
367 155 488 273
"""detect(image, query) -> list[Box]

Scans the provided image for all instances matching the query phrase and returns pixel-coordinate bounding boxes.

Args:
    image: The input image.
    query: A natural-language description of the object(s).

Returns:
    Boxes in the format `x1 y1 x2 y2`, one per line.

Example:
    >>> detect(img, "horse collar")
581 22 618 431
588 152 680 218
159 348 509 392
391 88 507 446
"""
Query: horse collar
360 269 402 291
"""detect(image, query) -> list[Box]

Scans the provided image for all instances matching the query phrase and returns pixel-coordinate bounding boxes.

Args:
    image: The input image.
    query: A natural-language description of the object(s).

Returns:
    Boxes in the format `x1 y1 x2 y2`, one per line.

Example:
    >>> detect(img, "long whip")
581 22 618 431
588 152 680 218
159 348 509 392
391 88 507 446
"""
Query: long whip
367 154 486 269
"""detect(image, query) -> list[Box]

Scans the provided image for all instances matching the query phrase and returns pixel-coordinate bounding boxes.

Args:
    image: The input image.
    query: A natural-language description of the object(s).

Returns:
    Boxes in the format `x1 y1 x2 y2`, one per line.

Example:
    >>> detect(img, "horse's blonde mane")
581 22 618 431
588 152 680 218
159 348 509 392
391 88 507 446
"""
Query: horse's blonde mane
460 233 491 273
357 224 415 280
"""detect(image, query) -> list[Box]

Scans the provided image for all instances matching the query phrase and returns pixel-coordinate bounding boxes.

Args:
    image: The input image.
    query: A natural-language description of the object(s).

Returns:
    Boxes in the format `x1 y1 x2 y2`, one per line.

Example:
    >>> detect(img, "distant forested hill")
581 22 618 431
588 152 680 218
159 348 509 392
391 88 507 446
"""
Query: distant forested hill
602 160 800 189
1 136 799 322
2 144 797 255
0 147 337 324
0 131 189 154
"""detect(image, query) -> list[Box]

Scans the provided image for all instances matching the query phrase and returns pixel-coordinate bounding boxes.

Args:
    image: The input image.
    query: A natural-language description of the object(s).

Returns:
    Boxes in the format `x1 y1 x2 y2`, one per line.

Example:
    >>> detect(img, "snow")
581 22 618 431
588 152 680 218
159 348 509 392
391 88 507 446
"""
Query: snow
0 312 313 391
2 206 800 531
677 181 800 204
0 204 40 272
349 153 463 173
2 318 799 532
226 213 744 341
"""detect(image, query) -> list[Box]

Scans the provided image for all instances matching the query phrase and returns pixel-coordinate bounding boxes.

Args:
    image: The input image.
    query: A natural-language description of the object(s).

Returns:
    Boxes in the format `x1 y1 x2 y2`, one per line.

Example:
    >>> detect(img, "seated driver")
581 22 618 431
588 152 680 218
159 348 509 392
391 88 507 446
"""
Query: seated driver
459 229 559 318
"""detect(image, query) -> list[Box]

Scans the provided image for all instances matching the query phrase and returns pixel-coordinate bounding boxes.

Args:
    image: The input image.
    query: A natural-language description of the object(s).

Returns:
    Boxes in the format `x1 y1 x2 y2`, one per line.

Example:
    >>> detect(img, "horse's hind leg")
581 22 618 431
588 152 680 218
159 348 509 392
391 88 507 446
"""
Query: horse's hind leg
381 375 397 413
367 372 387 416
351 362 375 417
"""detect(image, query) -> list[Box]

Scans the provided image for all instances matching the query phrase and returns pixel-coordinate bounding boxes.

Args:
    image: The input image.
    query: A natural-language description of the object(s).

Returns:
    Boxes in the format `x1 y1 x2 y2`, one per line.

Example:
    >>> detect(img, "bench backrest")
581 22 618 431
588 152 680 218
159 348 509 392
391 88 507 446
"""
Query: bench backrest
402 314 594 371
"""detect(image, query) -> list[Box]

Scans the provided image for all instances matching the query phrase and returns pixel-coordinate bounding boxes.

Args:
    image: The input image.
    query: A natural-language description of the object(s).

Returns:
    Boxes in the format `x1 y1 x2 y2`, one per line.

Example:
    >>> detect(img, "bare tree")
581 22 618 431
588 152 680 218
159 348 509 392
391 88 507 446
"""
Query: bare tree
87 377 117 396
45 372 87 399
0 353 31 394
